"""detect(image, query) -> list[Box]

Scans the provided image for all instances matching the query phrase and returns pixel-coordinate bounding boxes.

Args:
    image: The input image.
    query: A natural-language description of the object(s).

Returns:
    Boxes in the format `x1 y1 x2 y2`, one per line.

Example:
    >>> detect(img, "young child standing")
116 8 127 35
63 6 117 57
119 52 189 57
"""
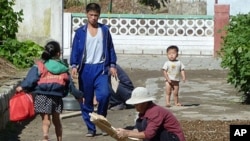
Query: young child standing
162 45 186 107
16 40 83 141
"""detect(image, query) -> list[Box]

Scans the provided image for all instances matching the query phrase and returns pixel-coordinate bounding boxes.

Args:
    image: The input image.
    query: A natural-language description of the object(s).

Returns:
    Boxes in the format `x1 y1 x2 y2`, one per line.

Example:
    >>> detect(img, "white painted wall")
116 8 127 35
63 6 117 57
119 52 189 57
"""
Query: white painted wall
11 0 214 58
63 13 72 59
207 0 250 16
64 14 214 58
13 0 63 46
112 35 214 56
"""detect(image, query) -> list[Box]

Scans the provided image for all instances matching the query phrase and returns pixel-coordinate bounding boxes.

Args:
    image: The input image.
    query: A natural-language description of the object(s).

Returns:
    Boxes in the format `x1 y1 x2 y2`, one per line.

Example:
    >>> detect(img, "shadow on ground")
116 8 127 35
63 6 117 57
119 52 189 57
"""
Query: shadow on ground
0 116 36 141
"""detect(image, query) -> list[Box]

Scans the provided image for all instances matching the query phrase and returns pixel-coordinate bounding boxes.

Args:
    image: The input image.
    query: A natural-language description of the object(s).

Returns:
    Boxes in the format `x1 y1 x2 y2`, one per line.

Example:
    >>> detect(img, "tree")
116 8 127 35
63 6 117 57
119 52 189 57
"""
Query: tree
0 0 23 45
0 0 43 69
219 13 250 104
138 0 170 12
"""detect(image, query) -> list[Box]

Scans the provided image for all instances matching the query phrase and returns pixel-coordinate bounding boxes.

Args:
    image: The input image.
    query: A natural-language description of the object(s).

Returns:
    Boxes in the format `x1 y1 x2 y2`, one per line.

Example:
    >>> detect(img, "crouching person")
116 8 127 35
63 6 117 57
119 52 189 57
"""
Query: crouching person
116 87 185 141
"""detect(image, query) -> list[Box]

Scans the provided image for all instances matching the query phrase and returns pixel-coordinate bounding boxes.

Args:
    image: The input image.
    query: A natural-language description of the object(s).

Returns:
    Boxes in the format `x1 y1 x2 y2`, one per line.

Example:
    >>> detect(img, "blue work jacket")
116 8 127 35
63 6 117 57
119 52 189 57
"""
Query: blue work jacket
70 23 117 72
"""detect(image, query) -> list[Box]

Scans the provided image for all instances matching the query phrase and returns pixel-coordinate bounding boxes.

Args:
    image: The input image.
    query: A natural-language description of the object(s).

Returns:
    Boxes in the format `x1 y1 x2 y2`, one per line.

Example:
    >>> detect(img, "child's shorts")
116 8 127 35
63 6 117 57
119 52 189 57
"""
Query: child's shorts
34 94 63 114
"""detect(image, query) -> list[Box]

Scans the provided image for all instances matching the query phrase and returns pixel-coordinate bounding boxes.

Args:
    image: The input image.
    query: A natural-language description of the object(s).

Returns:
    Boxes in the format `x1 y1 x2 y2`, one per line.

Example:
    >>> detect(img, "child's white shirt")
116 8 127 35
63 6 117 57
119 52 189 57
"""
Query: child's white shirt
162 60 185 81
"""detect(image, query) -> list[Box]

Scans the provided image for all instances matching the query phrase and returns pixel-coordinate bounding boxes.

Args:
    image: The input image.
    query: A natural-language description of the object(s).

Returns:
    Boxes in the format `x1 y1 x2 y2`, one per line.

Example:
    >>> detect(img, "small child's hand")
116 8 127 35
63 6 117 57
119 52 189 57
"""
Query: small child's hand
16 86 23 92
77 98 85 103
165 79 171 84
168 81 174 87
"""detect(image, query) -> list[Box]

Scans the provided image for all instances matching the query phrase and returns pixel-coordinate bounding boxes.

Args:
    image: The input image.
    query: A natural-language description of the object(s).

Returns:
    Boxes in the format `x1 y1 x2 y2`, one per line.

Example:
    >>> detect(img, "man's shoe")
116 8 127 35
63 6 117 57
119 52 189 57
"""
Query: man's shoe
110 103 126 111
85 131 95 137
102 131 108 136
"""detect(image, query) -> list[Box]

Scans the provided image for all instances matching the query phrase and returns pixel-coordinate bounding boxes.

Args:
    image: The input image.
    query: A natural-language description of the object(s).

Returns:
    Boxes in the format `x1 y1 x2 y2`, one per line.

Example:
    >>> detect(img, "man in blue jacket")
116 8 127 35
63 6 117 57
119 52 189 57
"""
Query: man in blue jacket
70 3 117 137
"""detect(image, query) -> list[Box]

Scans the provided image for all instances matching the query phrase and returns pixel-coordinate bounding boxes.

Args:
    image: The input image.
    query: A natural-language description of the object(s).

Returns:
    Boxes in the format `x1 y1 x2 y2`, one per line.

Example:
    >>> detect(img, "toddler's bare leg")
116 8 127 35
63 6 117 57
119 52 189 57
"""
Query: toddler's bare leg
41 113 51 141
172 82 181 106
165 82 172 107
52 112 62 141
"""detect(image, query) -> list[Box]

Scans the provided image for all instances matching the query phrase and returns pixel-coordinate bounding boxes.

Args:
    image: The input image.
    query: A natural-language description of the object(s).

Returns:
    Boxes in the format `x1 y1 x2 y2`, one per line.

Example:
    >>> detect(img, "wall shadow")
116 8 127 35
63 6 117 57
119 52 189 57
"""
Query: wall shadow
0 116 36 141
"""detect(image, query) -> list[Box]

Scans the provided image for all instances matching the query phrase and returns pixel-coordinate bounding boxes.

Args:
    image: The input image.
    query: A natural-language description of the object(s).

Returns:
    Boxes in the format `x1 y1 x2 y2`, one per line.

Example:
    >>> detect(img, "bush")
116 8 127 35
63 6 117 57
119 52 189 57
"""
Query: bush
0 39 43 69
219 13 250 103
0 0 23 45
64 0 82 9
0 0 43 69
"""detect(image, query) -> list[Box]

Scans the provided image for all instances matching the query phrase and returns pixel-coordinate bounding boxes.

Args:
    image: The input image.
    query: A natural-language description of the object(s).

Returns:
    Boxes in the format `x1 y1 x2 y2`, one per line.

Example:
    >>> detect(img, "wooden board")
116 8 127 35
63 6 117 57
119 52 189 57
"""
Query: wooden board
89 112 140 141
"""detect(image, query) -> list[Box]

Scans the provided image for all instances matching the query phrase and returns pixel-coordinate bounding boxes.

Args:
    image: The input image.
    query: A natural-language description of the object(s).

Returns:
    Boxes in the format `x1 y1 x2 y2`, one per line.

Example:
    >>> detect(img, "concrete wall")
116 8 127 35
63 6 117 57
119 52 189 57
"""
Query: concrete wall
0 79 23 130
168 1 207 15
13 0 63 46
66 14 214 58
207 0 250 16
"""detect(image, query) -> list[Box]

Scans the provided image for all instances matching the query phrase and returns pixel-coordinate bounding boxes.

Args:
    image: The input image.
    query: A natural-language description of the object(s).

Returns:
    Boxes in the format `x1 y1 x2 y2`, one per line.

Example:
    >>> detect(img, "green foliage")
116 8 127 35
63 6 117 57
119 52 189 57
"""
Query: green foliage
64 0 82 9
138 0 170 10
219 13 250 103
0 39 43 68
0 0 42 69
0 0 23 44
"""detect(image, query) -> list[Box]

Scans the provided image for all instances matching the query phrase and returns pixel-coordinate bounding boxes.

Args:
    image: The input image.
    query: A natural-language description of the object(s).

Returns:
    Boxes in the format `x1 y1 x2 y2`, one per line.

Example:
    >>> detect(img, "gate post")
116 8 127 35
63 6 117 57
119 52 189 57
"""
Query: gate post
214 4 230 56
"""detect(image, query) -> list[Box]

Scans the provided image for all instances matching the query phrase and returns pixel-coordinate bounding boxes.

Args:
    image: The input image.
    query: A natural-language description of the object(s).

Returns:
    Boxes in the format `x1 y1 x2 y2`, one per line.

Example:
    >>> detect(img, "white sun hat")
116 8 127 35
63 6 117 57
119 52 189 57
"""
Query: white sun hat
126 87 156 105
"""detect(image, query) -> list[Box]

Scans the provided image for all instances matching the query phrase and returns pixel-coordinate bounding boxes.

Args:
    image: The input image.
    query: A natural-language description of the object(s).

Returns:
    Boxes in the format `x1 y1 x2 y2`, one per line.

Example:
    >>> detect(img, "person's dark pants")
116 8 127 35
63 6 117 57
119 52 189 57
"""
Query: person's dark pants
136 118 179 141
78 63 110 133
109 83 133 106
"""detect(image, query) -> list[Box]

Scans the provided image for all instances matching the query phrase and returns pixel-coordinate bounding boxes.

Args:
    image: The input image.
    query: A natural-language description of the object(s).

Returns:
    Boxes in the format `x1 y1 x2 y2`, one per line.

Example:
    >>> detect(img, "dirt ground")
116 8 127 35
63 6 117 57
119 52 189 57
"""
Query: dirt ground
1 58 250 141
0 2 247 141
0 58 19 86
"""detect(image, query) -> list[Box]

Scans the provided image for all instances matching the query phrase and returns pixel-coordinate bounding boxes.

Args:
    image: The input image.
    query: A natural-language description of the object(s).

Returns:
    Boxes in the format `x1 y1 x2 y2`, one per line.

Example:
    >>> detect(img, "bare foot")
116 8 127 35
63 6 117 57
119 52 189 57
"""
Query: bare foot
166 104 171 107
43 134 49 141
175 103 182 106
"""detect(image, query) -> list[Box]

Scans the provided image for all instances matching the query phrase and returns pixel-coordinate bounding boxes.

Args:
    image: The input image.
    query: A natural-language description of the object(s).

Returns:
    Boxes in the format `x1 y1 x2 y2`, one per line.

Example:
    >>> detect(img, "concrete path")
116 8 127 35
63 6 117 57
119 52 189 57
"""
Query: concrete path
116 54 250 121
16 54 250 141
117 54 223 71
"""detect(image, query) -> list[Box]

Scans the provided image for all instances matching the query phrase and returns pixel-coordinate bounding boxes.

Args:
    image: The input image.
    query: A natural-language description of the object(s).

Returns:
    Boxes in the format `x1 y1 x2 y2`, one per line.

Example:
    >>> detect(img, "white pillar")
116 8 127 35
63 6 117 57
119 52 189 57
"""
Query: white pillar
63 13 72 59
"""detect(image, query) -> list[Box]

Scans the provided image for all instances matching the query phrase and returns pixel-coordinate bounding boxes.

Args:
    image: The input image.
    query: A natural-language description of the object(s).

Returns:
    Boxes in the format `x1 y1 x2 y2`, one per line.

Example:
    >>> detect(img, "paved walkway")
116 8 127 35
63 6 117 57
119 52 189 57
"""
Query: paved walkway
117 54 223 71
116 54 250 121
16 54 250 141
